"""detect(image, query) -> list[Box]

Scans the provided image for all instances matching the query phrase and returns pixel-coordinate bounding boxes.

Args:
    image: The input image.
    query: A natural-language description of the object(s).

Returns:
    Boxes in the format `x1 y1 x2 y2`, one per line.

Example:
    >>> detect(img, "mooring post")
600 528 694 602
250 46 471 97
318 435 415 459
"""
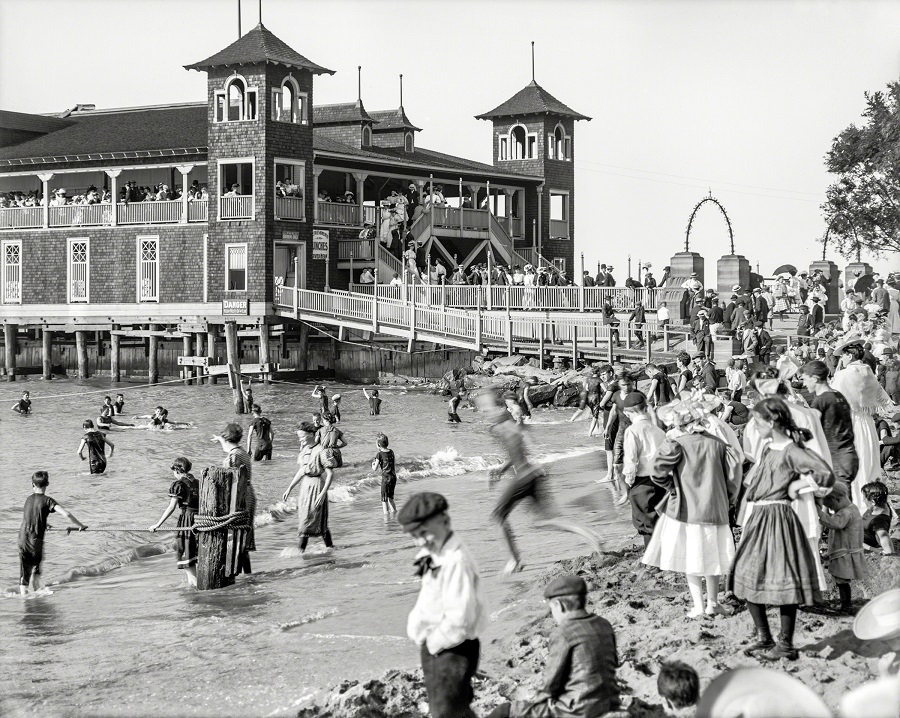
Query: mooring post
207 328 218 385
224 321 244 414
42 328 53 380
148 324 159 385
195 332 206 384
75 330 89 381
110 328 120 382
196 467 236 591
258 323 271 385
4 323 17 381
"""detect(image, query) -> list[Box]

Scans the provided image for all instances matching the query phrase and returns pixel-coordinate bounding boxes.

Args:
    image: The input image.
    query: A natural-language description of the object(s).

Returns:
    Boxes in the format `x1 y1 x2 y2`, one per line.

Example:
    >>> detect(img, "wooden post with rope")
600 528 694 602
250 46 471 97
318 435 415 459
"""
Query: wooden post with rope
224 321 245 414
196 465 250 591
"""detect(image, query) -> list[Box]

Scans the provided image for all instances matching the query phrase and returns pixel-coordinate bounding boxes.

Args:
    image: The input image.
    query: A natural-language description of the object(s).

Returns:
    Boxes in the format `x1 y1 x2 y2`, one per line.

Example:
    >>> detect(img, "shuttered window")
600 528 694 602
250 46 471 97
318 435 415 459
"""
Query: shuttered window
137 236 159 302
226 243 247 291
68 238 89 303
1 240 21 304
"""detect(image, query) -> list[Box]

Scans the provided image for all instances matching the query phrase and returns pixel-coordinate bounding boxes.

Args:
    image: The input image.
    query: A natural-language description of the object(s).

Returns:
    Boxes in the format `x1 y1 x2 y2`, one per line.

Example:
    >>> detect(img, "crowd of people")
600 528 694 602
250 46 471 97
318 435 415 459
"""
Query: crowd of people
0 181 213 209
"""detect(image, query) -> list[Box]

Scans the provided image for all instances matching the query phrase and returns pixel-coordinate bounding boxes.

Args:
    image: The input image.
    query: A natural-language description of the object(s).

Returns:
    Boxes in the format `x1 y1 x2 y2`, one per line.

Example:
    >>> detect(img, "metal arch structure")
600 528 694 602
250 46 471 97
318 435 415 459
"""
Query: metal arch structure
684 191 735 255
822 213 861 262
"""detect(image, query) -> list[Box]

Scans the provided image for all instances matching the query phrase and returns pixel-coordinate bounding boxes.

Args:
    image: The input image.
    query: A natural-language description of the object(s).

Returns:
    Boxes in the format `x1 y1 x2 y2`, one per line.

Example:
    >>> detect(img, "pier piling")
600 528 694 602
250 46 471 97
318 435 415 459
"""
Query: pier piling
4 323 16 381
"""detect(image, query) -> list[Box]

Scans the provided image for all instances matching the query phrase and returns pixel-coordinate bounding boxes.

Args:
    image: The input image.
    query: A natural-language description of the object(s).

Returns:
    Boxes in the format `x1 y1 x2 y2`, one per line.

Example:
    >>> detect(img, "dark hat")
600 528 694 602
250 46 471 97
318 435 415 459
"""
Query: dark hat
544 574 587 599
398 492 448 530
622 393 646 410
754 320 764 327
171 456 192 473
221 422 243 443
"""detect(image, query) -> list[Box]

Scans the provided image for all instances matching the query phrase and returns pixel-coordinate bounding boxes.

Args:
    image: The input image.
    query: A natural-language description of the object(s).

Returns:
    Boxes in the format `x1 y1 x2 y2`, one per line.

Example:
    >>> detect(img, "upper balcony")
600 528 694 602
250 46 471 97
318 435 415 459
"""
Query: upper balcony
0 199 209 230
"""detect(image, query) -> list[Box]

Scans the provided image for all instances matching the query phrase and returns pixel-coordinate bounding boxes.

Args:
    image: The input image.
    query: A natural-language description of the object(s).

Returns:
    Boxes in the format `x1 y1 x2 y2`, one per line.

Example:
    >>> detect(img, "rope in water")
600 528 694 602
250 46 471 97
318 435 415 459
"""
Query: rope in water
0 374 191 403
3 511 251 535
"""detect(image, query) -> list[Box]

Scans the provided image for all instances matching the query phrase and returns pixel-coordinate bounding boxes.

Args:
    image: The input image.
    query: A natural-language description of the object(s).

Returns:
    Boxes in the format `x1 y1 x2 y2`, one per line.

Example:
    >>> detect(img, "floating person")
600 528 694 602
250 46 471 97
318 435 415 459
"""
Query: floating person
11 390 31 414
212 423 255 573
132 406 191 429
447 393 462 423
282 421 334 553
77 419 114 474
246 404 274 461
312 384 330 413
363 387 382 415
478 389 603 575
19 470 87 596
372 432 397 515
113 393 125 415
149 457 200 588
399 492 485 718
486 575 620 718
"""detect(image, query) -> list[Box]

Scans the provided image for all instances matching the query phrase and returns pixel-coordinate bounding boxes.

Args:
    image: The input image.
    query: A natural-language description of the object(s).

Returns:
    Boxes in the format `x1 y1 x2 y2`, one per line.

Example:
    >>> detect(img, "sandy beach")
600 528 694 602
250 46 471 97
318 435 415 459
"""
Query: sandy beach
297 472 900 718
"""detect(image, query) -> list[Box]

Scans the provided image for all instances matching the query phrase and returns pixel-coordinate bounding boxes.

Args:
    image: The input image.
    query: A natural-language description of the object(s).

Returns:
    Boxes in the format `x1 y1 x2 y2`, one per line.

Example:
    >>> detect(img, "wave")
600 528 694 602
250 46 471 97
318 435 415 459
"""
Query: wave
278 607 339 631
49 541 170 587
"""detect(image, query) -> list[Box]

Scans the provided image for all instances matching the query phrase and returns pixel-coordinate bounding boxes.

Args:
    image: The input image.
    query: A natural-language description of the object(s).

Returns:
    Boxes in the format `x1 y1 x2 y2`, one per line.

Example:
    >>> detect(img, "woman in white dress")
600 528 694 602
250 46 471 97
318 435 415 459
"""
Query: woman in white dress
831 335 895 513
886 278 900 337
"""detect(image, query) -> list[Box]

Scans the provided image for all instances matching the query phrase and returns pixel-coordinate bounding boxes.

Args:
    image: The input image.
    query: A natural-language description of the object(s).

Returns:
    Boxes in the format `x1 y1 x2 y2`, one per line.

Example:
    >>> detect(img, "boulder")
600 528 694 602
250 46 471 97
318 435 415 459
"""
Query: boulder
554 385 581 407
525 383 558 407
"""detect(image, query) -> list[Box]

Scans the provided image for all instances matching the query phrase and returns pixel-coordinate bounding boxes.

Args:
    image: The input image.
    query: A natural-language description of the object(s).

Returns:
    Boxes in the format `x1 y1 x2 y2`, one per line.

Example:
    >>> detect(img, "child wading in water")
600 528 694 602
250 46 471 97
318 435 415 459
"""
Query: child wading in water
246 404 275 461
19 471 87 595
282 422 334 553
363 387 382 415
149 457 200 587
817 481 866 614
77 419 114 474
11 390 31 414
372 433 397 515
448 393 462 423
330 393 342 422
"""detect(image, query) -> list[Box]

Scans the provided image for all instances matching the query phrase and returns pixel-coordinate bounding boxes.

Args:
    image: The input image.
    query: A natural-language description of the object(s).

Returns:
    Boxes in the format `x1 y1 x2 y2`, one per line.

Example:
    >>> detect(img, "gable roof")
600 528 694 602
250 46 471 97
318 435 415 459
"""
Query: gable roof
0 110 73 135
314 101 374 125
369 108 422 132
475 80 590 121
185 23 334 75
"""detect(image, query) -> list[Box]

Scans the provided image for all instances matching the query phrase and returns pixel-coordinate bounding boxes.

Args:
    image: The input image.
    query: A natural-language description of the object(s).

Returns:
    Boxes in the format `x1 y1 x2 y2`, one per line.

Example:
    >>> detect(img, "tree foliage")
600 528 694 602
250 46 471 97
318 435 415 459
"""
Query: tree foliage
822 81 900 257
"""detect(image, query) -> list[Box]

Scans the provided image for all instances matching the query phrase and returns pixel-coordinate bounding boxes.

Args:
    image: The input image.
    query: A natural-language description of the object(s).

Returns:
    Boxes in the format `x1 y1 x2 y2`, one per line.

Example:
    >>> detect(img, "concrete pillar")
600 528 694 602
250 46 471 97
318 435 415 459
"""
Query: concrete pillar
659 251 705 323
42 329 53 380
716 254 750 298
809 260 840 315
4 323 17 381
110 329 120 382
75 330 89 380
148 324 159 385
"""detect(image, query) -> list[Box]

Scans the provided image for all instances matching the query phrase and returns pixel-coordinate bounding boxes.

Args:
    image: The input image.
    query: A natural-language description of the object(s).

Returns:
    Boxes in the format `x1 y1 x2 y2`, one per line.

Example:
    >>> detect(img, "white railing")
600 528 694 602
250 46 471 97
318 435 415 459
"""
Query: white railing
219 195 253 220
363 205 378 225
317 201 358 225
118 200 182 225
188 200 208 222
49 203 113 227
0 206 42 230
337 238 375 261
549 218 569 239
276 196 305 221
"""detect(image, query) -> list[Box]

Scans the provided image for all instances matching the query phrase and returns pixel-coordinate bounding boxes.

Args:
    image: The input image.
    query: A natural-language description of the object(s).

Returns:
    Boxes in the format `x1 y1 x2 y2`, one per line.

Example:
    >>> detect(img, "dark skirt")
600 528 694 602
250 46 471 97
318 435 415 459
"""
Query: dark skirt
297 475 329 538
730 503 822 605
175 508 198 569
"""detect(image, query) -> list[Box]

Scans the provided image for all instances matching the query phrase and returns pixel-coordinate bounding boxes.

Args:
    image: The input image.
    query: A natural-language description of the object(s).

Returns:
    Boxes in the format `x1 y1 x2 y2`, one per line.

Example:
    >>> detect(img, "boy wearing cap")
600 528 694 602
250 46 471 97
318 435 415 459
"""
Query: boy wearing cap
400 492 485 718
621 393 667 540
487 574 620 718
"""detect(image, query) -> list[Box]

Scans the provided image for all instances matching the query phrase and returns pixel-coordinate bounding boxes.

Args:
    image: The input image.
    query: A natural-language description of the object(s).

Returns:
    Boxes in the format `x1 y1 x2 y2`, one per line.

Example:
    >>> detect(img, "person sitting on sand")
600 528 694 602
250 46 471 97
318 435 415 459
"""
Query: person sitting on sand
11 390 31 414
77 419 114 474
486 575 620 718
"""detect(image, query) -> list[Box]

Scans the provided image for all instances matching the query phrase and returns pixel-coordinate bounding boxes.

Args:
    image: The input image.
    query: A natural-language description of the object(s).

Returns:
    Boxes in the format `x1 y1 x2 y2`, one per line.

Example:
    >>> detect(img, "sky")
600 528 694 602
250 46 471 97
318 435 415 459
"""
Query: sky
1 0 898 277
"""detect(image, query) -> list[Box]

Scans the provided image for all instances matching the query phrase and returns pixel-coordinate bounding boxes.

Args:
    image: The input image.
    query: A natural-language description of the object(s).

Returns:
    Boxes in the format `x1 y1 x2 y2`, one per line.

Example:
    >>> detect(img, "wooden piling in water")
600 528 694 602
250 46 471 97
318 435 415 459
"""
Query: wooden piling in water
4 323 16 381
182 334 192 385
196 467 237 591
148 324 159 385
258 323 271 385
41 329 52 380
110 328 120 382
195 332 206 384
224 321 244 414
75 330 89 380
207 328 218 385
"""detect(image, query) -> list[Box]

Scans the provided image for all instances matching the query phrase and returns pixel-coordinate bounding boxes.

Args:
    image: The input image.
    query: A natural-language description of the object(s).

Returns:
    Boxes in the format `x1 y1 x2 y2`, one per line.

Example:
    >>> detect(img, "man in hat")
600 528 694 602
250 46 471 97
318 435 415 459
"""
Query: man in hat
582 270 595 287
627 299 646 348
755 321 773 366
798 271 809 303
810 296 824 331
595 263 608 286
752 288 768 325
485 575 620 718
692 309 712 360
681 272 702 294
400 492 485 718
693 353 719 395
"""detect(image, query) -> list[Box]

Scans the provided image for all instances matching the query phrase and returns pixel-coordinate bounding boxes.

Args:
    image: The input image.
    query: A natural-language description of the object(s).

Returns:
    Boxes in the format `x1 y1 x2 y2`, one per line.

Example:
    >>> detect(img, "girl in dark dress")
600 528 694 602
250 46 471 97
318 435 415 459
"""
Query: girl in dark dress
730 397 834 660
861 481 895 555
77 420 114 474
149 457 200 587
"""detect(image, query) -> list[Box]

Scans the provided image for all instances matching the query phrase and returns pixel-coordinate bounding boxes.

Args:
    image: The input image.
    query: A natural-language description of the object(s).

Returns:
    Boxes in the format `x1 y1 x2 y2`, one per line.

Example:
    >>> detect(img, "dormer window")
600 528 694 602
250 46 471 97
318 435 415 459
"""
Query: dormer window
214 75 258 123
404 131 414 153
549 124 571 160
362 125 372 147
500 124 537 161
271 76 308 124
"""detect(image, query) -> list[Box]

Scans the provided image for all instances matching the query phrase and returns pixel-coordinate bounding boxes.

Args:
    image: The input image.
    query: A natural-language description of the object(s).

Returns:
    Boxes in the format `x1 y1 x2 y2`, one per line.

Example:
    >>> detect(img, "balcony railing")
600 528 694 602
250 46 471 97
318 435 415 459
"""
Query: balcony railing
275 196 305 221
118 200 182 225
49 203 113 227
496 216 524 238
219 195 253 220
188 200 208 222
549 218 569 239
0 206 42 230
317 201 358 225
337 238 375 261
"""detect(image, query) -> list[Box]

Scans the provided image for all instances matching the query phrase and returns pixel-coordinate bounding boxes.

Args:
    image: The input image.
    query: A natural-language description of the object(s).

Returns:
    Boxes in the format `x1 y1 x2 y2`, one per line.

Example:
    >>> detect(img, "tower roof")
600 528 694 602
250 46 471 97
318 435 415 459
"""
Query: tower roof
314 101 375 125
475 80 590 121
184 23 334 75
369 108 422 132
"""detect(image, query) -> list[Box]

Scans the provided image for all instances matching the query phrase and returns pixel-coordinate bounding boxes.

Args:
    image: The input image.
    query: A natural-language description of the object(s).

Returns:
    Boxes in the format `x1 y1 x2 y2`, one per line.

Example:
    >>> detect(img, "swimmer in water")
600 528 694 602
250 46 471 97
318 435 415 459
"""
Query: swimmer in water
77 419 114 474
113 393 125 415
97 397 133 429
133 406 191 429
363 388 381 416
11 390 31 414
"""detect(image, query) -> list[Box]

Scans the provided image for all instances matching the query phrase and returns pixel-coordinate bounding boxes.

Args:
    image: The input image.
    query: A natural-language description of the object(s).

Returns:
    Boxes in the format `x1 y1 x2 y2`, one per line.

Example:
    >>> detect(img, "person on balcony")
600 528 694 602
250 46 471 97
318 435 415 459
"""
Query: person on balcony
360 267 375 285
225 183 241 197
342 190 355 204
390 272 403 287
595 264 609 285
602 266 616 287
512 265 524 286
50 188 68 206
582 271 595 287
644 271 658 289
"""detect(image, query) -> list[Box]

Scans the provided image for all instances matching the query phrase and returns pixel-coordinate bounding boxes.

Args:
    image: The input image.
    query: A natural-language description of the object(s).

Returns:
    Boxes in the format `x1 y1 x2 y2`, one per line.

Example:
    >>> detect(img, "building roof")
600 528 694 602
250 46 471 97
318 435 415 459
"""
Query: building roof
475 80 590 121
314 101 375 125
184 23 334 75
369 108 422 132
0 110 73 135
0 104 207 164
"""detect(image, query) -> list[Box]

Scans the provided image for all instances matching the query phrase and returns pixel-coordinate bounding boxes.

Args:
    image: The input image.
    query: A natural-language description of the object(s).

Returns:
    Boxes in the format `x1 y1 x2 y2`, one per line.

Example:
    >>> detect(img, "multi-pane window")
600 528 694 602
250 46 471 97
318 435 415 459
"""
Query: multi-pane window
1 240 21 304
214 76 258 123
68 238 89 303
137 236 159 302
271 78 307 124
226 243 247 291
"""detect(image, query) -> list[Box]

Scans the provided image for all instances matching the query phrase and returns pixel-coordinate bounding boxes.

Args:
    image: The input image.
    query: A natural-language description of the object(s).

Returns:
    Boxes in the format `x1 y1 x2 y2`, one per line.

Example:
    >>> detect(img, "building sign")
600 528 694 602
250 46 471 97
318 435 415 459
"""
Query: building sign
282 231 299 241
312 229 329 260
222 298 249 315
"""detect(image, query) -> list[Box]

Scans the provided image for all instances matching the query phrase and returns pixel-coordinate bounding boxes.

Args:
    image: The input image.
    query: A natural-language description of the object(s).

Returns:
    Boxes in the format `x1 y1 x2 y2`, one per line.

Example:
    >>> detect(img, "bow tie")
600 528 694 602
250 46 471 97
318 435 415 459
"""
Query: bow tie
413 555 440 578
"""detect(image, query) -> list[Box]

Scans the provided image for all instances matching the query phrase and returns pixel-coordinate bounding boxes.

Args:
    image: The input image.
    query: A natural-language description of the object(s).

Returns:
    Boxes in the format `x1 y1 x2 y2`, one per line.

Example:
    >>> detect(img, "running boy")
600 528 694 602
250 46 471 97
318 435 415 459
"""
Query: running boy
363 387 382 415
11 390 31 414
372 433 398 514
19 471 87 595
246 404 275 461
448 393 462 423
77 419 114 474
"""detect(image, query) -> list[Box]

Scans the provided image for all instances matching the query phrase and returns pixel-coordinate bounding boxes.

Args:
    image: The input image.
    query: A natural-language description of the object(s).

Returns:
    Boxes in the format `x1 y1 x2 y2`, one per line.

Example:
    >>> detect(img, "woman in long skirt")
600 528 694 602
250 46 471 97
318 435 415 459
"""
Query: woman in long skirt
282 422 334 552
642 396 743 618
730 397 835 661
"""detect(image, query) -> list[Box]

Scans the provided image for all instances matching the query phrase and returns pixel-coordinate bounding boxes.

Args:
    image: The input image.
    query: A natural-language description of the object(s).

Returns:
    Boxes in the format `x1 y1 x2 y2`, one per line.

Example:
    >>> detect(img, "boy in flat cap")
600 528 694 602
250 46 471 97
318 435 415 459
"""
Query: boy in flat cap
487 574 620 718
400 492 486 718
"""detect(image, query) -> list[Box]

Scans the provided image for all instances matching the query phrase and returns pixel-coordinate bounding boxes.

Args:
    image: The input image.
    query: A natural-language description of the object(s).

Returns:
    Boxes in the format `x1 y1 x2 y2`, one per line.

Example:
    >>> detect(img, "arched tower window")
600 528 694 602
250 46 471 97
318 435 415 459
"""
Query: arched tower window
510 125 527 160
404 131 414 153
215 74 258 122
228 78 245 121
362 125 372 147
271 76 307 124
550 124 569 160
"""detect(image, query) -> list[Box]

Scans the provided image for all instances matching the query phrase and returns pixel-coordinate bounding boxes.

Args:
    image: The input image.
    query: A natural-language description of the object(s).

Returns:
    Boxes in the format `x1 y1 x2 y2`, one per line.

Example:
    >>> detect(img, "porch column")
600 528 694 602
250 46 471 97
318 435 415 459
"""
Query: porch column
313 168 323 223
38 173 53 229
536 184 544 257
504 189 514 233
176 164 194 224
516 189 525 237
467 184 480 211
353 172 368 226
105 169 121 227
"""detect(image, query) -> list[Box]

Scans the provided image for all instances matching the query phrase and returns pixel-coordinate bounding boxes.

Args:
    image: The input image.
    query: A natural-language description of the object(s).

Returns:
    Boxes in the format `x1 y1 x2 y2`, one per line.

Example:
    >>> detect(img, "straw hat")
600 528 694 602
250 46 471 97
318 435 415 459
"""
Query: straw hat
832 333 865 354
657 396 719 428
853 588 900 641
696 667 831 718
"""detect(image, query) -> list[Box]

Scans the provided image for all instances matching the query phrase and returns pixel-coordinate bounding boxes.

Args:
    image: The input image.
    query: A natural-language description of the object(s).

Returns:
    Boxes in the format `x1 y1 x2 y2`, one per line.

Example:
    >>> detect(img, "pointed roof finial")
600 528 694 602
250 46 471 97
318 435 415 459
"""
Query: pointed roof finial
258 0 262 23
237 0 242 39
531 41 535 82
399 73 404 109
358 65 362 102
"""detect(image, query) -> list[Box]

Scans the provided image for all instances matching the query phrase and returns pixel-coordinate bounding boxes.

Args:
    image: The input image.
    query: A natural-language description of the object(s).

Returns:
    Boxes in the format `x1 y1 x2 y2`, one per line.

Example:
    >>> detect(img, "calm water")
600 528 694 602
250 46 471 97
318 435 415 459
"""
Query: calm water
0 378 632 717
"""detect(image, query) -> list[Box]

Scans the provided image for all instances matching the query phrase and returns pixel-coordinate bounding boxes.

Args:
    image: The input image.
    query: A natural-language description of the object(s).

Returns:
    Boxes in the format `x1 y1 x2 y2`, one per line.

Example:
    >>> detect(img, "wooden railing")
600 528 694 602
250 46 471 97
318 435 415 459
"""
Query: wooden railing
49 203 113 227
188 200 208 222
0 206 42 229
549 218 569 239
219 195 253 220
495 216 524 238
275 196 305 221
337 238 375 261
118 200 182 225
317 201 358 225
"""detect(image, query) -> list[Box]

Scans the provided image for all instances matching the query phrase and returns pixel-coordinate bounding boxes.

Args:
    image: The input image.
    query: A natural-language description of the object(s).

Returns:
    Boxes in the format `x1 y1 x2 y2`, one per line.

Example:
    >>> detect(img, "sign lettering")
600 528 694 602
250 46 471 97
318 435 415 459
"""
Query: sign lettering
312 229 329 260
222 298 249 315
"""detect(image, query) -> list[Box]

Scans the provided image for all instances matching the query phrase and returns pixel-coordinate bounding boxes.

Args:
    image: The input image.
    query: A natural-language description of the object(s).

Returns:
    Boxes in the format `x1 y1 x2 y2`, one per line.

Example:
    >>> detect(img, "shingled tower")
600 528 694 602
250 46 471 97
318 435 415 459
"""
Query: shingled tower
476 80 589 276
